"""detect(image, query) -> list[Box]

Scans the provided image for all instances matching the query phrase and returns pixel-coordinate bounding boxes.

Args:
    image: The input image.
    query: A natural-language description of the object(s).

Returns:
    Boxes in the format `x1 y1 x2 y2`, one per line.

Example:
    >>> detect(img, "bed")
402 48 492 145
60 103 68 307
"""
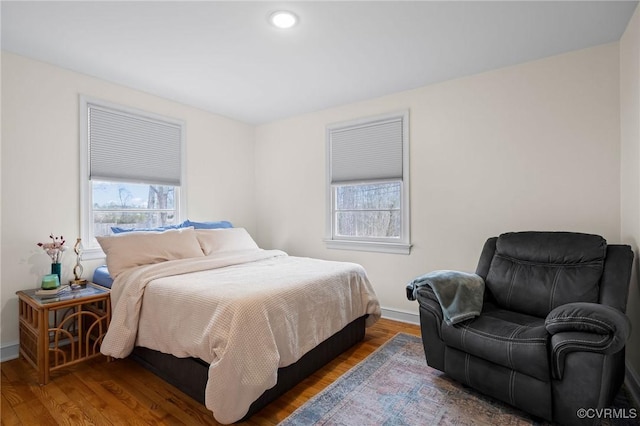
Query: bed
96 226 381 424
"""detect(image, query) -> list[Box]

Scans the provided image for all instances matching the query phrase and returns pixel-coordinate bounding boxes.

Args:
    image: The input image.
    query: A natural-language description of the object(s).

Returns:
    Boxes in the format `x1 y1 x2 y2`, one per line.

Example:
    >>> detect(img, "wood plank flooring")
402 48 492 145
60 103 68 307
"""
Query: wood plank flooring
1 318 420 425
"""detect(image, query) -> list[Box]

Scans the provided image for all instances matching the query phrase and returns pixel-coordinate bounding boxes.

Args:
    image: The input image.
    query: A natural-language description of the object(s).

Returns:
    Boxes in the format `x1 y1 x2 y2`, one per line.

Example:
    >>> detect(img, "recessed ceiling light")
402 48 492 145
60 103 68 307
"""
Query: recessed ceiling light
269 11 298 29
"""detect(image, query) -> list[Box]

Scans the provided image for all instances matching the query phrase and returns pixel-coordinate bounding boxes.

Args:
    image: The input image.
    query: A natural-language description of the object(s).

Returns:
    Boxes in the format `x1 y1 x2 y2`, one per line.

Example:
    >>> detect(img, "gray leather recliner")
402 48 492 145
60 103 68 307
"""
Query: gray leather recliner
413 231 633 425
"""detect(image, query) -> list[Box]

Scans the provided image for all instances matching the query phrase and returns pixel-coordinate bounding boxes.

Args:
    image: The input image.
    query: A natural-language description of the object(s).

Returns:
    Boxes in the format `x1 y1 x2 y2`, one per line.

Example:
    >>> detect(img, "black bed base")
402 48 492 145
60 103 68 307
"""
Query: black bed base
130 315 367 421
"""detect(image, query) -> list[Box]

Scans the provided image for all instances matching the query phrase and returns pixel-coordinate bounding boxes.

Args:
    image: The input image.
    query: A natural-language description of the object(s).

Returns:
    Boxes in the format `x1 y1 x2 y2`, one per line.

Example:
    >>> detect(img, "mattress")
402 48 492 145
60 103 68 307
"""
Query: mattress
101 250 381 423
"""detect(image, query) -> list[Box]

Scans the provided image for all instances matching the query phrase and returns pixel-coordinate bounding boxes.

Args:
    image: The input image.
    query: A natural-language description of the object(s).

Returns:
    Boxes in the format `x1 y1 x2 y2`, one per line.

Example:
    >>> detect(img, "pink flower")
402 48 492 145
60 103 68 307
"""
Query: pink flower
37 234 68 263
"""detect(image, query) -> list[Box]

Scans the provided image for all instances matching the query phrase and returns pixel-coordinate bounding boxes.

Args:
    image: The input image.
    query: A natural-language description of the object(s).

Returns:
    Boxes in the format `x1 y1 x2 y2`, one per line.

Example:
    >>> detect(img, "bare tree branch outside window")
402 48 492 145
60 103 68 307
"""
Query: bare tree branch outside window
335 182 401 238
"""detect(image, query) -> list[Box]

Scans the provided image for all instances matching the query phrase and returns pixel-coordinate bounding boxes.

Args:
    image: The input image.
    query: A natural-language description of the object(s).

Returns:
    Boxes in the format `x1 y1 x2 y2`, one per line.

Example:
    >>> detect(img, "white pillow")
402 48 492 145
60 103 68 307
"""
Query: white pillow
97 227 204 278
195 228 259 255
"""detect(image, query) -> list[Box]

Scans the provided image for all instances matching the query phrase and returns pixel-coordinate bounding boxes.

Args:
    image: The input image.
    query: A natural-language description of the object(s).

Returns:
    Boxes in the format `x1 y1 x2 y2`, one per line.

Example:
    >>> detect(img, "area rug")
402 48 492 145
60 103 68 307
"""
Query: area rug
280 333 637 426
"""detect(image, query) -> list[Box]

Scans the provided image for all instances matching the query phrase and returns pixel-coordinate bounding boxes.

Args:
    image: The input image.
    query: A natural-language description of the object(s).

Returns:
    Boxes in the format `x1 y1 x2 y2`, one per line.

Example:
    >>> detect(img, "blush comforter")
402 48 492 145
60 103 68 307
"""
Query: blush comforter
100 249 381 424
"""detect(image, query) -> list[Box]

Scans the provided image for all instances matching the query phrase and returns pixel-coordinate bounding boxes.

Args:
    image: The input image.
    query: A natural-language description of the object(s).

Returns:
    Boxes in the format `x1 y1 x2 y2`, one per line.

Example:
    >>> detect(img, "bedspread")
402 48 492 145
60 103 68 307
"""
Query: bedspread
101 249 381 423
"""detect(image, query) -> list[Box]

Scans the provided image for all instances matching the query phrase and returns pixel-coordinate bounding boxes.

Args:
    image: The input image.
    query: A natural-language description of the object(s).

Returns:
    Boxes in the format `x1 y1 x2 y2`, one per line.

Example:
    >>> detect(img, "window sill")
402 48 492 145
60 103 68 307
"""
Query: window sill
82 247 106 261
324 239 412 255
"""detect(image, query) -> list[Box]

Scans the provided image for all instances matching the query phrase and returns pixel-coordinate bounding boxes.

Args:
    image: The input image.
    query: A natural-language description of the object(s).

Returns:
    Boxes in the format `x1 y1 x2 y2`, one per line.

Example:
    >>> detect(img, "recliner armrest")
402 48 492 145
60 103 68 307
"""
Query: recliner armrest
416 286 444 338
416 287 444 322
545 302 630 339
546 302 631 379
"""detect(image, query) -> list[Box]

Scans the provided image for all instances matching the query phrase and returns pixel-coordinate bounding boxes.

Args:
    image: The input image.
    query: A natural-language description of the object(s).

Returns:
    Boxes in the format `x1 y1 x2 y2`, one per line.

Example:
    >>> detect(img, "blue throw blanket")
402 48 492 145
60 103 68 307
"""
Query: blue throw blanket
407 270 485 325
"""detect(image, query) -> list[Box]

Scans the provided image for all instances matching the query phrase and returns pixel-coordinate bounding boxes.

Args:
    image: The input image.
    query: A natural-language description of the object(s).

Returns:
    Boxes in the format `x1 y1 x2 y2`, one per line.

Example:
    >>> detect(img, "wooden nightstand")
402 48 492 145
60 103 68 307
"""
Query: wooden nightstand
16 283 111 384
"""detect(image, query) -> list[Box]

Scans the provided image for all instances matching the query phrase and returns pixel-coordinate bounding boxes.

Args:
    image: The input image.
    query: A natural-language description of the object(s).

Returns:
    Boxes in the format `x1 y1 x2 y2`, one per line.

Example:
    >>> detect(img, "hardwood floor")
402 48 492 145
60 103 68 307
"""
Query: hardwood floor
1 318 420 425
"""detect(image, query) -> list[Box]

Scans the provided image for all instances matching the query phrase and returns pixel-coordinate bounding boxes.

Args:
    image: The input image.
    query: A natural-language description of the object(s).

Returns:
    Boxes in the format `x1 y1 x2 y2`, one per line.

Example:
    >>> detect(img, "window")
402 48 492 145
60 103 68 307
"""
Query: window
80 96 185 258
326 111 411 254
91 181 178 235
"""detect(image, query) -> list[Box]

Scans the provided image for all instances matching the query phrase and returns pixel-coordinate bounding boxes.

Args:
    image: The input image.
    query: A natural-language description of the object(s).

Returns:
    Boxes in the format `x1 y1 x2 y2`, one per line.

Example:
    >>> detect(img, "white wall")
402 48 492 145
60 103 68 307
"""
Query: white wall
255 43 622 320
0 40 631 366
0 52 256 351
620 5 640 392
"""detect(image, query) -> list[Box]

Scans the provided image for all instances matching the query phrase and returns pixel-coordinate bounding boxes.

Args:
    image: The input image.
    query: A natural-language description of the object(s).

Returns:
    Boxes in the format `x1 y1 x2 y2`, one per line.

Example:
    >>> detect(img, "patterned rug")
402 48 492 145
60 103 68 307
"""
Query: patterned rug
280 333 637 426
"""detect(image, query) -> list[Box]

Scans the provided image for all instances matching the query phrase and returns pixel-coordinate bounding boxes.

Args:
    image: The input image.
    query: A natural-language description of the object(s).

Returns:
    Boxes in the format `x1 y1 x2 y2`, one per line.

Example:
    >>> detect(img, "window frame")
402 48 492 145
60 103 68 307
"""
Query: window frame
79 95 186 259
325 110 411 254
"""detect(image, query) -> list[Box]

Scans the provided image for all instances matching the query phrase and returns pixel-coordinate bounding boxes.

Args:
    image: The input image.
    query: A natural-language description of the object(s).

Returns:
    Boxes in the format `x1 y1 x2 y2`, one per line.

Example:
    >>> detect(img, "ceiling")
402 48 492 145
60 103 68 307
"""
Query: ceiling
2 1 638 125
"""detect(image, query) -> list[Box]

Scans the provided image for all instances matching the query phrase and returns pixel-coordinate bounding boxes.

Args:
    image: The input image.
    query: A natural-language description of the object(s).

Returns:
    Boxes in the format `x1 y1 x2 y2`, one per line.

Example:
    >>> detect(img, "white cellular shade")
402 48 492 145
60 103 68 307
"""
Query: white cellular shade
330 118 403 184
88 104 182 186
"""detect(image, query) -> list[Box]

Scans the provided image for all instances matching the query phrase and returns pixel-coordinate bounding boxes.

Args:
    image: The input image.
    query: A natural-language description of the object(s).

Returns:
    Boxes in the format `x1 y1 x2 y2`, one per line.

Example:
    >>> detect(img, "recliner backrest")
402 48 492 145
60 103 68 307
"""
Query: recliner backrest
599 245 634 313
484 231 606 318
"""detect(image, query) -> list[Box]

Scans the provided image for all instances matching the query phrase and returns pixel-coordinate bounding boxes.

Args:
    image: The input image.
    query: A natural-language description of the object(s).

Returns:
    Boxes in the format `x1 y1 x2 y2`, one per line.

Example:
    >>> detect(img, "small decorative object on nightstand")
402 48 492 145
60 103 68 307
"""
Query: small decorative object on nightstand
40 273 60 290
70 237 88 288
16 283 110 385
35 284 70 296
37 233 68 283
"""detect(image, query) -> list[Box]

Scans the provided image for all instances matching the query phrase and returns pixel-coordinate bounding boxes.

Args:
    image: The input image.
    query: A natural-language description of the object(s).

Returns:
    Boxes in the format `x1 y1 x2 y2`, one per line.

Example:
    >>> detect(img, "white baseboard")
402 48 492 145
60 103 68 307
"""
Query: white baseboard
626 360 640 408
0 341 19 363
380 307 419 325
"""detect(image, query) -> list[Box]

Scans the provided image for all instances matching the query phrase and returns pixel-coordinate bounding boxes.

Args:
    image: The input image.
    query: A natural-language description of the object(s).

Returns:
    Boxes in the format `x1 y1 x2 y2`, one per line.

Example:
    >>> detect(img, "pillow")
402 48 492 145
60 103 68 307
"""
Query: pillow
183 219 233 229
111 224 184 234
97 227 204 278
195 228 259 255
92 265 114 288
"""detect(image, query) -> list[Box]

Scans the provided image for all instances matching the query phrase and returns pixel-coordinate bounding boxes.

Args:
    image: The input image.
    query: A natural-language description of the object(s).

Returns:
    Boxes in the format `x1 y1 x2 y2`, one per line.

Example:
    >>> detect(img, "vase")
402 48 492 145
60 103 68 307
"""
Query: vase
51 262 62 283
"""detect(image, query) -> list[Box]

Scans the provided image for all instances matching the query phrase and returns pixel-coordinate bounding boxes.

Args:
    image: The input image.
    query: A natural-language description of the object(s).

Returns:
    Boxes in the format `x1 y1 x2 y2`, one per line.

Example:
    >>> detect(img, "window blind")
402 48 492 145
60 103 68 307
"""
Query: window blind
330 117 403 184
88 104 182 186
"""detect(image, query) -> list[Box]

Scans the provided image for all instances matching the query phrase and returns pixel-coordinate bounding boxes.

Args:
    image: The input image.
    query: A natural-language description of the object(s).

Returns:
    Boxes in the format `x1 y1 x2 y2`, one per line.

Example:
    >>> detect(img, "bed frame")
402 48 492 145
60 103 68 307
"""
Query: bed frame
129 314 367 421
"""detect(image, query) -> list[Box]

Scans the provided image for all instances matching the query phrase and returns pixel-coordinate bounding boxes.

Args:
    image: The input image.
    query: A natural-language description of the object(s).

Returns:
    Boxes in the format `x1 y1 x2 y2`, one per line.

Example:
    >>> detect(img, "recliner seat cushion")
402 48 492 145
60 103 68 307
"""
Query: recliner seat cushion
441 304 549 381
485 232 606 317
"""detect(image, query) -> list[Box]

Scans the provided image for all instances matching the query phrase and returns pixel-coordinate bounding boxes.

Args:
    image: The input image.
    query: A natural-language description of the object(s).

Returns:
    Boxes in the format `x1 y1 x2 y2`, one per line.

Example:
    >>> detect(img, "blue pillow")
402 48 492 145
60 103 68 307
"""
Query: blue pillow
111 224 183 234
182 220 233 229
92 265 114 288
